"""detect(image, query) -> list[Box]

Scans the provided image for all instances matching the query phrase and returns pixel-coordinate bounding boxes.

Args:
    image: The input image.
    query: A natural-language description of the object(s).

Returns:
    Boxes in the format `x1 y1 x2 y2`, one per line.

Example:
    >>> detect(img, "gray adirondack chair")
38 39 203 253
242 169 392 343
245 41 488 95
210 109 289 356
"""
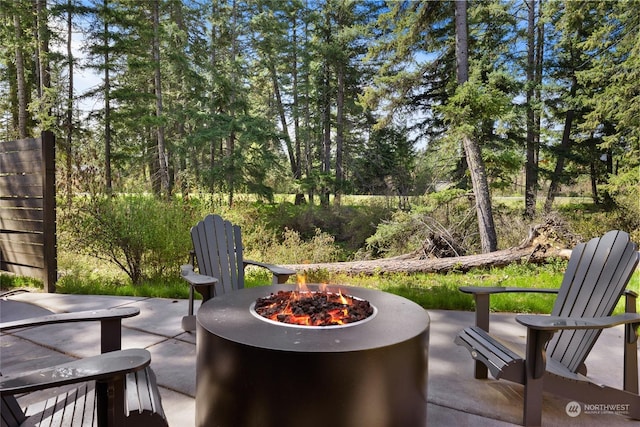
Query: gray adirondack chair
181 213 296 330
455 230 640 426
0 307 167 427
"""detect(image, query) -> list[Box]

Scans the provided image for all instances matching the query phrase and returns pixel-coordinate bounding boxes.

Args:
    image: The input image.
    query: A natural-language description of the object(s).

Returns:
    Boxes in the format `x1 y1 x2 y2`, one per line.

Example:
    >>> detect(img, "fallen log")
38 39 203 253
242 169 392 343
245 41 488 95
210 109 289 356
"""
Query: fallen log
282 245 565 276
282 220 576 276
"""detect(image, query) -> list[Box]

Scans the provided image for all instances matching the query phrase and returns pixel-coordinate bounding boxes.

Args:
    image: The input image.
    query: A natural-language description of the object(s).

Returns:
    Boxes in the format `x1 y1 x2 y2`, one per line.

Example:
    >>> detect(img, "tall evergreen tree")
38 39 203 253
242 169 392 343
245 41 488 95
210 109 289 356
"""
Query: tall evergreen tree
543 1 599 212
576 0 640 215
453 0 497 253
524 0 543 218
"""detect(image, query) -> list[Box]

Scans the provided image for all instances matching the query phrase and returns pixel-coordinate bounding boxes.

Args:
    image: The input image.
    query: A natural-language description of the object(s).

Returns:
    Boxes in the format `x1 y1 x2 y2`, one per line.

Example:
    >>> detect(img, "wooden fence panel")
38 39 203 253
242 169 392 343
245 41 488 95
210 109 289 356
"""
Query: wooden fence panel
0 132 56 292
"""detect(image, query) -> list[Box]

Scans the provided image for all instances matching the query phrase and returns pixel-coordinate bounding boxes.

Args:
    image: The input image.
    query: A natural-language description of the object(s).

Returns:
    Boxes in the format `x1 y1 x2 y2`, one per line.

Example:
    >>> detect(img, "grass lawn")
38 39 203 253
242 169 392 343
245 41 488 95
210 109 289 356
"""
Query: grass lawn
4 260 637 315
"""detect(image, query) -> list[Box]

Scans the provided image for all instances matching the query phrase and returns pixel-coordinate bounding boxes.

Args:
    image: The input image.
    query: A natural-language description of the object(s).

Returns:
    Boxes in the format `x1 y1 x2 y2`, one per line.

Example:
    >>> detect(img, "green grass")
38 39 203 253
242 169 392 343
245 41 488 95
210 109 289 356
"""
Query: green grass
301 262 567 313
0 274 43 290
3 263 638 314
252 261 639 314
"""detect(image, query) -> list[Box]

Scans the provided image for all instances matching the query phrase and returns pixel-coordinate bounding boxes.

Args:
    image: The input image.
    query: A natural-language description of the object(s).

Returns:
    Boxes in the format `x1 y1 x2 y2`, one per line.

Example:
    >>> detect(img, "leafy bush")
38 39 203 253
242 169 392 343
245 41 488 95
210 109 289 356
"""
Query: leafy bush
60 195 197 285
556 201 640 244
215 200 393 260
242 226 344 265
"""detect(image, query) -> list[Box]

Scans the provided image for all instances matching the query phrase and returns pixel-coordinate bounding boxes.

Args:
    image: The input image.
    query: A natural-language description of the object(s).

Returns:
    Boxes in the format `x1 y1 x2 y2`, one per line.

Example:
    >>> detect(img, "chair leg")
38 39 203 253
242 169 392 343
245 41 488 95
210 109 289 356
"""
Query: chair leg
523 375 544 427
523 328 554 426
474 294 490 379
624 292 639 393
97 376 125 427
188 286 194 316
101 318 122 353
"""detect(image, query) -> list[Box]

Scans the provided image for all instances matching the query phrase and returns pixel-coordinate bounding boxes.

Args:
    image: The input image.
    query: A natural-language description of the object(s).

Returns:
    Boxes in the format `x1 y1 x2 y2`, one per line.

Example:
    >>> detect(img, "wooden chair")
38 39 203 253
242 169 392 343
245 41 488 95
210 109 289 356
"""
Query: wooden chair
0 307 168 427
455 230 640 426
181 214 296 331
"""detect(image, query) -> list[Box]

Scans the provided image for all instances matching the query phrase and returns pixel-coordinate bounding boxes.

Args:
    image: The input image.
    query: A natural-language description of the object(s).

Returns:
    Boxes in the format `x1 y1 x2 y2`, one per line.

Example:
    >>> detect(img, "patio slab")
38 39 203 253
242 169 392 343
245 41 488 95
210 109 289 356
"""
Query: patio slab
1 292 637 426
147 337 197 396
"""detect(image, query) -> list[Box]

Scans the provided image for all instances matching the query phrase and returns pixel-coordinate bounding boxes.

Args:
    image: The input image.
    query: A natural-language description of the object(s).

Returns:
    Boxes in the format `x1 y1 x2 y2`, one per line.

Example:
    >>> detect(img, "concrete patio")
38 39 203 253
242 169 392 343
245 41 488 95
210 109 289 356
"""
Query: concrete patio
1 290 637 426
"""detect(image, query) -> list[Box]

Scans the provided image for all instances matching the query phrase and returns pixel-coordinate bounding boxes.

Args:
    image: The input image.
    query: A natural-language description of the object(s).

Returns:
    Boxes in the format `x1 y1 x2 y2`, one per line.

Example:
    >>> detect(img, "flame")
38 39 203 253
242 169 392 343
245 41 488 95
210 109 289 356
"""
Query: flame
296 274 310 294
338 290 348 305
258 288 359 326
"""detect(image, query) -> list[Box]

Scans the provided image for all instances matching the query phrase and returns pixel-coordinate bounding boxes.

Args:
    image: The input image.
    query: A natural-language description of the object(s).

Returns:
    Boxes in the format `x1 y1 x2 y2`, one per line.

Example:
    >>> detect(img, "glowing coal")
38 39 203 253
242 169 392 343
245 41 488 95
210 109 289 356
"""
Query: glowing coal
253 290 374 326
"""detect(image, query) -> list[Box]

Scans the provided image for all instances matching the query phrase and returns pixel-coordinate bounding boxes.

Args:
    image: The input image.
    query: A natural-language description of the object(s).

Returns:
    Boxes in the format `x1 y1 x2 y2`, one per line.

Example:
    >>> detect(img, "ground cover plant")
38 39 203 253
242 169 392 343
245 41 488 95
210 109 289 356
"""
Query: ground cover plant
2 194 637 314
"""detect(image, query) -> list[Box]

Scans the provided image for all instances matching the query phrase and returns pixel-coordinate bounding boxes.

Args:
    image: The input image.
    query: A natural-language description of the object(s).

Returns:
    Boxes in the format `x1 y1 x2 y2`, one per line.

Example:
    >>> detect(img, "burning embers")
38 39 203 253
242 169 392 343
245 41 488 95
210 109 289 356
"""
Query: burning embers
253 285 374 327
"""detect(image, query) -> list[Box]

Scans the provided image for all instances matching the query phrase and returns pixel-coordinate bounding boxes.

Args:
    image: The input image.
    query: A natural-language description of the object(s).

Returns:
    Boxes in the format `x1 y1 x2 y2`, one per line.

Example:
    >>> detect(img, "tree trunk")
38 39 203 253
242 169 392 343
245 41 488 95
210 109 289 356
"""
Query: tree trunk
455 0 497 253
152 0 170 198
334 62 344 206
14 13 27 139
534 10 544 207
209 8 217 195
283 222 573 276
291 17 305 205
524 0 538 218
36 0 50 102
282 248 541 275
321 57 331 207
545 74 577 212
226 0 239 207
103 0 112 193
270 62 299 192
320 5 332 207
462 135 498 252
455 1 469 83
65 0 74 204
283 245 570 276
590 160 599 204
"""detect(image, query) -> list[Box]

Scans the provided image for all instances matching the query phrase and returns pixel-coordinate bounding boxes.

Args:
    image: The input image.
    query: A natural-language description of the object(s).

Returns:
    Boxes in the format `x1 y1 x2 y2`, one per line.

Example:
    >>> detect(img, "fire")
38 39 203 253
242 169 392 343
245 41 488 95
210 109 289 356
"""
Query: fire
296 274 310 293
254 283 374 327
337 290 349 305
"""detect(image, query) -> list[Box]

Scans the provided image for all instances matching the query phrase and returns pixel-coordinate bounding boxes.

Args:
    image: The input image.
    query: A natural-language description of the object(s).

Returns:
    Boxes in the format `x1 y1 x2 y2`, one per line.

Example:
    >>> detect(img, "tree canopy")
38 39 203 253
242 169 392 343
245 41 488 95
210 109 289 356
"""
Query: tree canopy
1 0 638 246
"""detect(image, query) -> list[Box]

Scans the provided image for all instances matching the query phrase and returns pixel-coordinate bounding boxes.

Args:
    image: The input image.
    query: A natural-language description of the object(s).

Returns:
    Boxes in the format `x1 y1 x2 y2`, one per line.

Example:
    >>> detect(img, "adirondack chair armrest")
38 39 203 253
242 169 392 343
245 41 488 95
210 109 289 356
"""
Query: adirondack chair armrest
459 286 559 331
0 307 139 332
458 286 560 296
180 264 218 286
625 289 639 298
243 259 296 284
0 307 140 353
0 349 150 395
180 264 218 331
516 312 640 331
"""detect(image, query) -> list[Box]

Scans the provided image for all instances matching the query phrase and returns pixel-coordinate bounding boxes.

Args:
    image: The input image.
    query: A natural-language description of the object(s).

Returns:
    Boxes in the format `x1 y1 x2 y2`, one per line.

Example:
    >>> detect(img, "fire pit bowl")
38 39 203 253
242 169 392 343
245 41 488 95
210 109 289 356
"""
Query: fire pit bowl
196 284 430 427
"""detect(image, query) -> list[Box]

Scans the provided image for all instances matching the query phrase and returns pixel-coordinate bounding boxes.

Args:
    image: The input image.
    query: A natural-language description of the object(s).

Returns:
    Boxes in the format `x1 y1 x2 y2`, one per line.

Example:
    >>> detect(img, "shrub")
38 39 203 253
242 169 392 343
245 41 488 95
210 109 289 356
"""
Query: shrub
217 200 393 260
60 195 197 285
243 226 344 265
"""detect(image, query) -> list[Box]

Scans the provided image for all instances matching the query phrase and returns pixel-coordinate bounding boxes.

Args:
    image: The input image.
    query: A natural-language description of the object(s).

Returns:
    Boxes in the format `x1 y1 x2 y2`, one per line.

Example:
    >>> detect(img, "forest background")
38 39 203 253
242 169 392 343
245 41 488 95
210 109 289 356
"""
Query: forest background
1 0 639 309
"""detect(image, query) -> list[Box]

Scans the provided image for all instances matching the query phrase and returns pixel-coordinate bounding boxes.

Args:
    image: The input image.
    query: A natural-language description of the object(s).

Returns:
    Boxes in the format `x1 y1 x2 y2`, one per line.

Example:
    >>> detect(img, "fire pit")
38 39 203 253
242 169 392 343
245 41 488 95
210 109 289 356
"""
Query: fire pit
196 284 430 427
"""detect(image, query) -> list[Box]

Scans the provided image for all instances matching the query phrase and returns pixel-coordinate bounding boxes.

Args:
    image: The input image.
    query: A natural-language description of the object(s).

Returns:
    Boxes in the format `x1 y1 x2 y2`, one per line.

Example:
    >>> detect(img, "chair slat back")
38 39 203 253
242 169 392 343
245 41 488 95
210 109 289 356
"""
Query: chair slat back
1 394 27 427
548 230 639 372
191 214 245 295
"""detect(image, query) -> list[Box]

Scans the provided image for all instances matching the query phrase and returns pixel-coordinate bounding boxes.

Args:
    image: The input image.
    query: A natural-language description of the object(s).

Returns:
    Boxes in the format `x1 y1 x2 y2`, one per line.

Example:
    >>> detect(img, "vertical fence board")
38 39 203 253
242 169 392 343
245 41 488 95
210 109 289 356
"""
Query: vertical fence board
0 131 56 292
42 131 57 292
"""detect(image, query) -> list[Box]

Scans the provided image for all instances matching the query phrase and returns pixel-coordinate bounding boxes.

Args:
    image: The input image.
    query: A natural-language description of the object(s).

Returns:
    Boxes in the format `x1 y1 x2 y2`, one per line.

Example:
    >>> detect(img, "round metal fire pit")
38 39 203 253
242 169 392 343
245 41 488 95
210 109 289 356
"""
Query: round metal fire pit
196 284 430 427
